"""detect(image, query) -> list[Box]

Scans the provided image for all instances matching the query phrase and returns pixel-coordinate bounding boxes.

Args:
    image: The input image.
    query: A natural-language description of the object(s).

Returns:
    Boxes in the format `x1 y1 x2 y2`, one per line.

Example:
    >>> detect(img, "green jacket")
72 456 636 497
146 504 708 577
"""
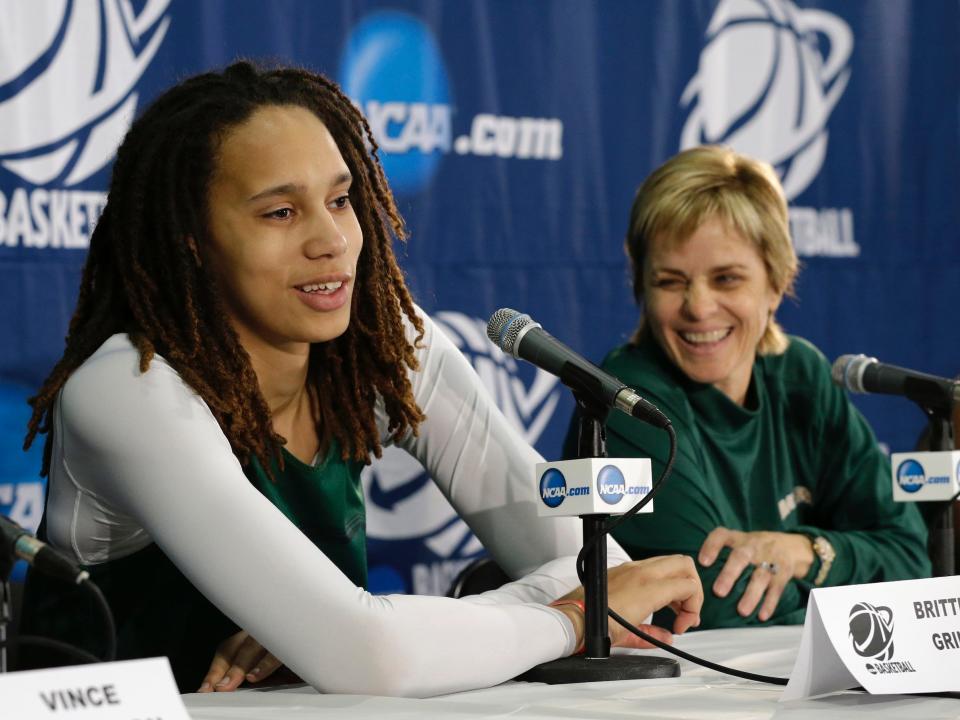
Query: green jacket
564 333 930 628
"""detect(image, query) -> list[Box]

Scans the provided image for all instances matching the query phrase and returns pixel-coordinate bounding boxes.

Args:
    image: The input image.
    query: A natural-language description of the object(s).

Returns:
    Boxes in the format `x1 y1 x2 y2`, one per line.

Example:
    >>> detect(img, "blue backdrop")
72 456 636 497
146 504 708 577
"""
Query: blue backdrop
0 0 957 590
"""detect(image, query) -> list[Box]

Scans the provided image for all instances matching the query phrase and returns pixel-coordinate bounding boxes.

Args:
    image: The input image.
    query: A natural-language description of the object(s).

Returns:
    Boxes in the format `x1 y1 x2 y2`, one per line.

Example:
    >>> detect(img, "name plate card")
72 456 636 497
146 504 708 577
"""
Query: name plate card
0 657 190 719
782 576 960 700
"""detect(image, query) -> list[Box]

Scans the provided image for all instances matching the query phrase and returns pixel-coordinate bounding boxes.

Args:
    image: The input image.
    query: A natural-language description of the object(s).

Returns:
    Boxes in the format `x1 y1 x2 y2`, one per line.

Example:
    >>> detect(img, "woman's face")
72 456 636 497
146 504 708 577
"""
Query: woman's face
643 217 781 405
204 104 363 356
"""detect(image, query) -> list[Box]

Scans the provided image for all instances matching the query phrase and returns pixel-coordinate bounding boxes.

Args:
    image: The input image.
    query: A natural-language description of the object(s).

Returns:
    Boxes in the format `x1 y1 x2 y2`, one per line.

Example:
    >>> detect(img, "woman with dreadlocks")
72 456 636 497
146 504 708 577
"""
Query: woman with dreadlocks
21 62 701 697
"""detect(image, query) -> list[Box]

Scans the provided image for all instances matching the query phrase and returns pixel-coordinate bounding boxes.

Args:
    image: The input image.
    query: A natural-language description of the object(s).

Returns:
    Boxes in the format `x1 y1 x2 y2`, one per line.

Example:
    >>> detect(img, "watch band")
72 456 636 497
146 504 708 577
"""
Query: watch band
812 535 836 586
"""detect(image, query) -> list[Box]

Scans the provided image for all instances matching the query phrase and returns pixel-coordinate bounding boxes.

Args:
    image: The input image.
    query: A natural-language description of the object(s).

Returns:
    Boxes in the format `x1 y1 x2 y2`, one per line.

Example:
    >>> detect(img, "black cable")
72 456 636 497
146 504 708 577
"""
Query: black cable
0 575 116 669
82 577 117 662
575 423 677 583
575 421 790 687
603 423 678 537
607 608 787 685
0 635 101 665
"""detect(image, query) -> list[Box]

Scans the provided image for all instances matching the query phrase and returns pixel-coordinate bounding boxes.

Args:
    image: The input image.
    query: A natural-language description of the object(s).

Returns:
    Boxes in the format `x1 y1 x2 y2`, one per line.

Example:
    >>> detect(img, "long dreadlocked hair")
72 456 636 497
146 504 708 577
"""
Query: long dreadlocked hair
24 61 425 475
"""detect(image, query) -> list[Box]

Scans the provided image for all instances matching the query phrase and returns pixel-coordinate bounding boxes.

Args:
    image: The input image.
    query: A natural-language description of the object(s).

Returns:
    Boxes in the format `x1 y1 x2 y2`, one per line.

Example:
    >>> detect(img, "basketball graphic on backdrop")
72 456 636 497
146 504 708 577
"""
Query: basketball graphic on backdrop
680 0 852 201
0 0 171 187
849 602 895 661
362 312 562 593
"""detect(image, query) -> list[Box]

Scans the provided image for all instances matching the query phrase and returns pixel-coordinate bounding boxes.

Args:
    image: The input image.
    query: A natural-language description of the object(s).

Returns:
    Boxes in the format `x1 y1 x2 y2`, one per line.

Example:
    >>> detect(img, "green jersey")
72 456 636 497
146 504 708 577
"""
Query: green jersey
564 333 930 628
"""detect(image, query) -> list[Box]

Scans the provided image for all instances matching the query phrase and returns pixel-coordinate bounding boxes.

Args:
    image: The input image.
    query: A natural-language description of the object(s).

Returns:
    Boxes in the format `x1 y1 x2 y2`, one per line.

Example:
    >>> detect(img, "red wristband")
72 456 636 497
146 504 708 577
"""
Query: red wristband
549 599 586 654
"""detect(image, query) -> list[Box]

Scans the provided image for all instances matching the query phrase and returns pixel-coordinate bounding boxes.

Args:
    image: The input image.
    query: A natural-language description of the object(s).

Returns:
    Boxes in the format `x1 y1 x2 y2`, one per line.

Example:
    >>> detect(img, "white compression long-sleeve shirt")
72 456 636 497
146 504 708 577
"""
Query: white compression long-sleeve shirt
43 306 631 697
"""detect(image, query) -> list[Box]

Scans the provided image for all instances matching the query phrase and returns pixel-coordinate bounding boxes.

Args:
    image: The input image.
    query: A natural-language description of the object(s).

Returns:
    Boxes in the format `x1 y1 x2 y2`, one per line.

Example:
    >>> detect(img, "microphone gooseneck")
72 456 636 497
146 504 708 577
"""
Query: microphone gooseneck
1 515 89 585
832 354 959 411
486 308 670 428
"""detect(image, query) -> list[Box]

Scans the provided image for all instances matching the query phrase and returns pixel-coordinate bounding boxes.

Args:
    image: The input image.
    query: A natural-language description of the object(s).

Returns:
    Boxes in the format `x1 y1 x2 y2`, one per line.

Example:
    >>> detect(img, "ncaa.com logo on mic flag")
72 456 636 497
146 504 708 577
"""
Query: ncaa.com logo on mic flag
0 0 171 251
361 312 562 595
681 0 858 258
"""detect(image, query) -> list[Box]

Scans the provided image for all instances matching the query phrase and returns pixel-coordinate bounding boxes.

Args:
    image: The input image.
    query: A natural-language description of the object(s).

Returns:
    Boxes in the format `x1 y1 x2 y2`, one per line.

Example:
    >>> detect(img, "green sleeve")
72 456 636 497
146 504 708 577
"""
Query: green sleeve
570 402 808 628
794 348 931 586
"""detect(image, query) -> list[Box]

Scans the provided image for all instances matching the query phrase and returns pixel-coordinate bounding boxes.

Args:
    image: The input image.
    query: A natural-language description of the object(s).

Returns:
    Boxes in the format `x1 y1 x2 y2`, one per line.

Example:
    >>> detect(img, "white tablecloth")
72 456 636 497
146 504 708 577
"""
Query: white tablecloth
182 625 960 719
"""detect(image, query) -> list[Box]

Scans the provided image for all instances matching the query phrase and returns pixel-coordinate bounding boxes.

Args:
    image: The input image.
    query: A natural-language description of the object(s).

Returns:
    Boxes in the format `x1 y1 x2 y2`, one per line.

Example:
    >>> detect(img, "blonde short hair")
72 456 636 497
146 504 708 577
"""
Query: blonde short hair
625 145 798 355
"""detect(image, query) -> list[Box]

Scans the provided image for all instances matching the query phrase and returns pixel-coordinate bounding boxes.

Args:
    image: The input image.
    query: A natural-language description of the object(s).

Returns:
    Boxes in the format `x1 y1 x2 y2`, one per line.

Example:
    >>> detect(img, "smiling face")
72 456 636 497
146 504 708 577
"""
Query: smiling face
203 104 363 357
643 217 782 405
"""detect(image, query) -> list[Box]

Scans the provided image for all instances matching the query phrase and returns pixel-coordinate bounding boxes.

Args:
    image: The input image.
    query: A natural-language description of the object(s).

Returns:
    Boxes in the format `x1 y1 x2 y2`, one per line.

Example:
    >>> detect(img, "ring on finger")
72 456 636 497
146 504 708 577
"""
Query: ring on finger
757 561 779 575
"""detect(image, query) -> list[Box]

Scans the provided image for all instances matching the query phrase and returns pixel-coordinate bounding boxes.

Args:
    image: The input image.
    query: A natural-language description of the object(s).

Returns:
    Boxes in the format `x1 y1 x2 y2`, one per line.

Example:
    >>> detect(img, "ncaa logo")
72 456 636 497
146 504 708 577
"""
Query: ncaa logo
540 468 567 509
0 0 171 186
596 465 626 505
849 602 895 661
339 11 451 197
680 0 853 201
896 458 925 494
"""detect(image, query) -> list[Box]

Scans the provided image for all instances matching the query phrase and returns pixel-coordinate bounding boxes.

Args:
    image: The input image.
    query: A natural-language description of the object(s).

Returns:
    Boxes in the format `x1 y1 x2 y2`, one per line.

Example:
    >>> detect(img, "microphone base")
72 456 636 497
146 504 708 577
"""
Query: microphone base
516 653 680 684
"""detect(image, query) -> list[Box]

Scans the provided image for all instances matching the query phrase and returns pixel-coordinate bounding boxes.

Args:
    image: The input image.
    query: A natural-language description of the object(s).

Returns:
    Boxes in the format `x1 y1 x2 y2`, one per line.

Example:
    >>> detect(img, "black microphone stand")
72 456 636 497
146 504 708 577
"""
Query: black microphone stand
923 407 955 577
0 535 14 673
517 395 679 683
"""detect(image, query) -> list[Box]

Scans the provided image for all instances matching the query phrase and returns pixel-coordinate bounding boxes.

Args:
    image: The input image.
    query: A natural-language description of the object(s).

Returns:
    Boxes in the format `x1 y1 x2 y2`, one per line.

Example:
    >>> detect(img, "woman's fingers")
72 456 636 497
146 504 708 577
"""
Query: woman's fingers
699 527 762 599
246 652 283 683
698 526 736 567
214 634 269 691
606 556 703 647
736 559 792 620
607 575 700 647
634 555 704 617
669 598 702 634
199 662 230 693
614 622 674 649
198 631 248 692
712 530 806 620
757 569 791 622
712 544 755 598
735 564 771 617
197 631 280 693
641 573 703 621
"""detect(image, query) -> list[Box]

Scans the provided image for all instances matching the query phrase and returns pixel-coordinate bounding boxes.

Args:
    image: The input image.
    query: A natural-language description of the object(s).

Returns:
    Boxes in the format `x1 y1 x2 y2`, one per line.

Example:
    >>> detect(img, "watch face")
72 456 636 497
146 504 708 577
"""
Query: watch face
815 537 836 561
813 536 835 586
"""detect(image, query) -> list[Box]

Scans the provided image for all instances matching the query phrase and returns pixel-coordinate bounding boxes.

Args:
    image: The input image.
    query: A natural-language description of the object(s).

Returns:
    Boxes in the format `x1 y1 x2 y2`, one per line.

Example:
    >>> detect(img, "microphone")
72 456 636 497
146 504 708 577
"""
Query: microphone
487 308 670 428
0 515 89 585
832 354 960 411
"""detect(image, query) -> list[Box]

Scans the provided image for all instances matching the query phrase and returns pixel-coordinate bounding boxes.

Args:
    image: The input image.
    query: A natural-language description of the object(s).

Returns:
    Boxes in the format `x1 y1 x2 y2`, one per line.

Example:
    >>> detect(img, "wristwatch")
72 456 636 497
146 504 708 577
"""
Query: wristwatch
811 536 836 586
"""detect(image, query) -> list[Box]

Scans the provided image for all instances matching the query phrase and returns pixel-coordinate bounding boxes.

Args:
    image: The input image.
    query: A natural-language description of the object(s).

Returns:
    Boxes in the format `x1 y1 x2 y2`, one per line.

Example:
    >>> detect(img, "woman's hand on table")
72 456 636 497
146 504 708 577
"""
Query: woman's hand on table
698 527 815 621
553 554 702 651
198 630 283 692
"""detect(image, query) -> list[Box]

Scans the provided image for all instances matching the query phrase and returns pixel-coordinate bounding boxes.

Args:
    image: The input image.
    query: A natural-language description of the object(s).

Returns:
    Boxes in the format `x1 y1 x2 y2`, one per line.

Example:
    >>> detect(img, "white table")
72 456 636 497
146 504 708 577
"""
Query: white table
182 625 960 719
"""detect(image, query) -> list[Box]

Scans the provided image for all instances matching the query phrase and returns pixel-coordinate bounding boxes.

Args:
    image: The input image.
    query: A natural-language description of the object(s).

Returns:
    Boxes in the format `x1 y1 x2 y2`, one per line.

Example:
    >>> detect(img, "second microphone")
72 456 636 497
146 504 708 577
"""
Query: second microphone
487 308 670 428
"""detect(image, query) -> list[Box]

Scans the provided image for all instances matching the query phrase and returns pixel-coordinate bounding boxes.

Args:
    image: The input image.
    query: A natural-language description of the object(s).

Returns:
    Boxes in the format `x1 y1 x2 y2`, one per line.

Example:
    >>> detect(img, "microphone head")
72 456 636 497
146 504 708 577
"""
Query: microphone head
0 514 25 537
486 308 540 355
832 354 877 393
